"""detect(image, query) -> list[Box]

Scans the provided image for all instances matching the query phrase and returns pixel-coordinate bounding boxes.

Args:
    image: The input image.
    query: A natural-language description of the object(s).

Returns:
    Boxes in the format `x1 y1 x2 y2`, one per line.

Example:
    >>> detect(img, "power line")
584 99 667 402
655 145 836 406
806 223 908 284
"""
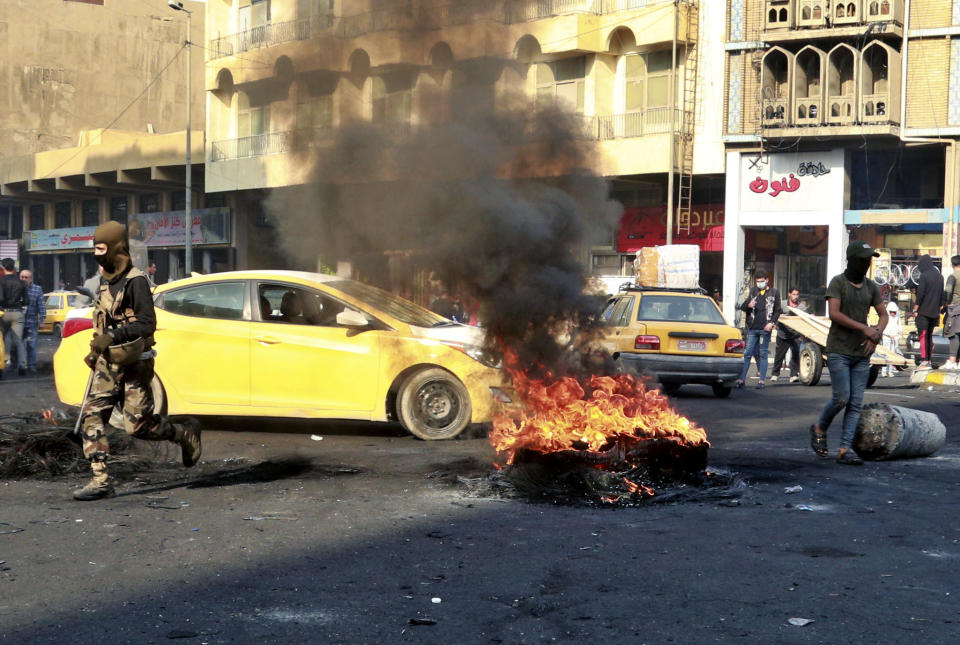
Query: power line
40 43 187 180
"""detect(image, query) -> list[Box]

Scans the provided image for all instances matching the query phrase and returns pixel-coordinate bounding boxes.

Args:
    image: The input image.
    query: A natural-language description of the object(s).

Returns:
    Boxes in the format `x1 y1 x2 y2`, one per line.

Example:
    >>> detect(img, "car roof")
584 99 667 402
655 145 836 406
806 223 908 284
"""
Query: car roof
615 286 710 297
155 270 339 292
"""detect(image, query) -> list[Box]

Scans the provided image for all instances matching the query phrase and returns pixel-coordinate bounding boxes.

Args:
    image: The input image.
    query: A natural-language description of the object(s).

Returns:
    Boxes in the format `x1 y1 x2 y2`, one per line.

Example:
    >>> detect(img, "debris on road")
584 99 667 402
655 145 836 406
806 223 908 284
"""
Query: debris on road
788 617 814 627
409 617 437 626
310 435 323 441
784 485 803 494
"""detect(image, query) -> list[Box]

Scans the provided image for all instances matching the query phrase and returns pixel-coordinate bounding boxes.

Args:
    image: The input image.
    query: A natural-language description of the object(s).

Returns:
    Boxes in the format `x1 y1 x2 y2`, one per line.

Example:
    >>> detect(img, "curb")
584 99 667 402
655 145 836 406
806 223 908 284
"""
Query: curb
910 368 960 389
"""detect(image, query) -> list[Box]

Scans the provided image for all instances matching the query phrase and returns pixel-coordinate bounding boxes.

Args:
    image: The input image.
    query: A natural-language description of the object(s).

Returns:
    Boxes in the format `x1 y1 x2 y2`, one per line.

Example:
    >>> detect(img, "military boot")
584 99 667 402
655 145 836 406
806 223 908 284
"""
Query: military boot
72 460 115 501
173 418 202 467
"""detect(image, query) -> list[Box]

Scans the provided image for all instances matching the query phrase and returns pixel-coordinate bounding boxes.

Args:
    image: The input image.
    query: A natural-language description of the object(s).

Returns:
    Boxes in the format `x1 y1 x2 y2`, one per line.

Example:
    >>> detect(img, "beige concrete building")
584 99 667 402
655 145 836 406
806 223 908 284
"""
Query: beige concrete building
203 0 728 289
0 0 225 290
722 0 960 320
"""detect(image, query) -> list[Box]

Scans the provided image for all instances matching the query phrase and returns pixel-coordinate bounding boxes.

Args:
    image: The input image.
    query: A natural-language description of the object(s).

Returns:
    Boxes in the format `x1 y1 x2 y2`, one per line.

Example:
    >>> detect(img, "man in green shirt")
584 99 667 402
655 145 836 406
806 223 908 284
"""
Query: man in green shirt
810 241 888 465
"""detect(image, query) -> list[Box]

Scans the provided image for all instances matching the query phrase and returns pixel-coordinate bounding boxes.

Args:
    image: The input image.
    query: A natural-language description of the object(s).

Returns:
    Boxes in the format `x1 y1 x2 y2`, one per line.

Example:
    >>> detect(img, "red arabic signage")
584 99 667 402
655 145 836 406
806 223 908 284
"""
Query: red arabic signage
617 204 725 253
748 173 801 197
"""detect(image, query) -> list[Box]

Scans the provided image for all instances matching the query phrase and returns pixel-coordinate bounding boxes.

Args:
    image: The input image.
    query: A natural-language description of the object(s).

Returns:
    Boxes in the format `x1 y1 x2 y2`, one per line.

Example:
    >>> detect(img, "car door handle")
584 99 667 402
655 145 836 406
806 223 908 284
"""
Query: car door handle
255 336 282 345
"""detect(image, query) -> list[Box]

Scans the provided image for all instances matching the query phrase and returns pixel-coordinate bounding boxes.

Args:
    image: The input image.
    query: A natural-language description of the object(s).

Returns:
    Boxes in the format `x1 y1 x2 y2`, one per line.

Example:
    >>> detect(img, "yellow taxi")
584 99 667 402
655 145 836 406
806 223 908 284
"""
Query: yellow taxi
54 270 506 440
41 291 86 337
599 286 745 397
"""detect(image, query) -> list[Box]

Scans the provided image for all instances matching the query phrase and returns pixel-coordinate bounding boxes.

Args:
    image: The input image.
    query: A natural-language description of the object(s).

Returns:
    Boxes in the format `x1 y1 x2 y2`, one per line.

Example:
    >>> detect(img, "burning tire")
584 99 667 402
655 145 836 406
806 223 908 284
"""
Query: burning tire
398 368 472 440
798 342 823 386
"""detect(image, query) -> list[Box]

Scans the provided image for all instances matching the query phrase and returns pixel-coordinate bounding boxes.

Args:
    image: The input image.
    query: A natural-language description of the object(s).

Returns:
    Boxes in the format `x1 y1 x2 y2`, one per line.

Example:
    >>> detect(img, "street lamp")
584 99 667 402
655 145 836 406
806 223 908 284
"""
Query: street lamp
168 0 193 276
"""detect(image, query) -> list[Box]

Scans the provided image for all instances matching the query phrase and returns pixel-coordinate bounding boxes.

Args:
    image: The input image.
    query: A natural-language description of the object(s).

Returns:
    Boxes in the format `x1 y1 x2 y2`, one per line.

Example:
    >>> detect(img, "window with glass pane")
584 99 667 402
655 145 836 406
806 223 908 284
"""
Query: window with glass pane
111 197 128 225
55 202 71 228
29 204 45 230
251 0 269 26
372 74 413 125
11 207 23 237
172 190 187 211
646 51 672 107
159 281 246 320
536 57 585 112
82 200 99 226
625 55 646 112
205 194 227 208
297 95 333 130
140 194 159 213
0 207 8 237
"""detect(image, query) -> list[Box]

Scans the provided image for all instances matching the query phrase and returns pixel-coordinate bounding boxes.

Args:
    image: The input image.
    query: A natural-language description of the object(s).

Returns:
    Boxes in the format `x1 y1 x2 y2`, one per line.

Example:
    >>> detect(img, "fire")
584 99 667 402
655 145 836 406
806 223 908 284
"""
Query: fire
490 356 708 466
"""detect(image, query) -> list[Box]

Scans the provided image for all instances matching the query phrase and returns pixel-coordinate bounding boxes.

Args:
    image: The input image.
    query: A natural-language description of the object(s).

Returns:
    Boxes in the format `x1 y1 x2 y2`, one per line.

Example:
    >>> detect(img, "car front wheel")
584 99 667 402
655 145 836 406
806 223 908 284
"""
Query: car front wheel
398 368 472 440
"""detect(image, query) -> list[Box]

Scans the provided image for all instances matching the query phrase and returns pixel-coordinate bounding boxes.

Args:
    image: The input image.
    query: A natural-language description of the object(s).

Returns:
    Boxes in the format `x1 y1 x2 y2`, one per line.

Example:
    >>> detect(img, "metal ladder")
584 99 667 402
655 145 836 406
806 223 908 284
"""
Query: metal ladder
675 0 699 238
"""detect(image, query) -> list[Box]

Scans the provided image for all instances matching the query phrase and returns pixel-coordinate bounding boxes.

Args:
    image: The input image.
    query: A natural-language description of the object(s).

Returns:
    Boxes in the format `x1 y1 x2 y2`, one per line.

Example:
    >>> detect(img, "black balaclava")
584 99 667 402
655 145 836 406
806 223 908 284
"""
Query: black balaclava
918 254 934 275
93 221 131 281
844 256 872 283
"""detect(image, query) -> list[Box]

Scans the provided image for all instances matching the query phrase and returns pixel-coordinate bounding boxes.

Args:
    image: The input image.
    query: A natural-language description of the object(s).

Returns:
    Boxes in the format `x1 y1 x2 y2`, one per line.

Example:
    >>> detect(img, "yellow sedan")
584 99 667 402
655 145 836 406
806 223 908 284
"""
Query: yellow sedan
54 271 506 440
41 291 85 337
600 286 745 397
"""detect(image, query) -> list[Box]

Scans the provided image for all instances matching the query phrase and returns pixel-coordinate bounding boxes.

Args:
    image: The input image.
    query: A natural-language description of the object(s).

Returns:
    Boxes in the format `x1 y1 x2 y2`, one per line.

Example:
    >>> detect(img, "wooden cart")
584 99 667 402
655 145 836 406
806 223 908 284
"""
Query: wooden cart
776 306 910 387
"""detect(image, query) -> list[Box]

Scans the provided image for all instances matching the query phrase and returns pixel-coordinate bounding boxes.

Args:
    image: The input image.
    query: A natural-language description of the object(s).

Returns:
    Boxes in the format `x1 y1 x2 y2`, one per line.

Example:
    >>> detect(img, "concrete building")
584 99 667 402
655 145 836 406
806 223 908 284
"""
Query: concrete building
202 0 728 291
0 0 217 291
723 0 960 320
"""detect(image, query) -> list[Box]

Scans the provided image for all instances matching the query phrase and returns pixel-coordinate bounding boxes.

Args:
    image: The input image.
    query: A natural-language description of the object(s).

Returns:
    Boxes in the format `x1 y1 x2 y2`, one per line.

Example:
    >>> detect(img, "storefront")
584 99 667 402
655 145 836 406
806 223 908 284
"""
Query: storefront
723 149 847 320
23 207 234 291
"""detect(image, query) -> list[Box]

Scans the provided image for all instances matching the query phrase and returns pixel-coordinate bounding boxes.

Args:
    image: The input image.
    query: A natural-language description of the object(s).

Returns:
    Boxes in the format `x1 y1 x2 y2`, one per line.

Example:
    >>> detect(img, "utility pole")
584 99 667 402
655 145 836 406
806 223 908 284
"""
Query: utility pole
168 1 193 276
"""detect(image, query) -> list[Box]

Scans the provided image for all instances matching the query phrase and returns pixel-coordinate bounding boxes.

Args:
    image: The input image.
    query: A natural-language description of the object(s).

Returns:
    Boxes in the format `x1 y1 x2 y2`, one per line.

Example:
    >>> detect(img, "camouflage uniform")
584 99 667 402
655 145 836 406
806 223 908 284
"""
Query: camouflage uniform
74 221 200 501
80 268 175 460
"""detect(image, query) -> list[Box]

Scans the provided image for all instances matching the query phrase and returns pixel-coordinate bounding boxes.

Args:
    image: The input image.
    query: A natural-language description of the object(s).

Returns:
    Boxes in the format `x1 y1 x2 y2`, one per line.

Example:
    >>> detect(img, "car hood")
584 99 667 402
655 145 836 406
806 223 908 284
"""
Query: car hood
410 323 486 347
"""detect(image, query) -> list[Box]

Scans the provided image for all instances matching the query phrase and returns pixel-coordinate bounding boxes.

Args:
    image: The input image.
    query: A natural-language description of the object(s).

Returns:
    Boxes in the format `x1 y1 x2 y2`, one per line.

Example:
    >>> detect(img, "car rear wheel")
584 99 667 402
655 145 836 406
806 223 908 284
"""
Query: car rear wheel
712 384 732 398
398 368 472 441
867 365 881 388
108 374 166 429
53 323 63 339
799 342 824 386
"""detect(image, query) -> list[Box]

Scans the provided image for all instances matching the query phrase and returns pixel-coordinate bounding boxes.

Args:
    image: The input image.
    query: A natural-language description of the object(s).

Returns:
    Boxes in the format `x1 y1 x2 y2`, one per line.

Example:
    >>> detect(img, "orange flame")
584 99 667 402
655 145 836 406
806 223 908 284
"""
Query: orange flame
490 353 707 465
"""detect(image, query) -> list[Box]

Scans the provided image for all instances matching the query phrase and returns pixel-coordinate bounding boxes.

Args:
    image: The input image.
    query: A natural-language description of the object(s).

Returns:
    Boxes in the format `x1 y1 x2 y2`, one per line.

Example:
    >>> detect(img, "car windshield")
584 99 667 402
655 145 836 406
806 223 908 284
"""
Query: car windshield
637 295 726 324
327 280 446 328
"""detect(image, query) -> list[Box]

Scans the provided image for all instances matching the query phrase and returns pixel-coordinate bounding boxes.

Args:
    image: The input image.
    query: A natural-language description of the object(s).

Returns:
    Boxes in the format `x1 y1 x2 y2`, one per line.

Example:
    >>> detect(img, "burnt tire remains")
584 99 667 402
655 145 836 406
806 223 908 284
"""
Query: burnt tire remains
398 368 472 441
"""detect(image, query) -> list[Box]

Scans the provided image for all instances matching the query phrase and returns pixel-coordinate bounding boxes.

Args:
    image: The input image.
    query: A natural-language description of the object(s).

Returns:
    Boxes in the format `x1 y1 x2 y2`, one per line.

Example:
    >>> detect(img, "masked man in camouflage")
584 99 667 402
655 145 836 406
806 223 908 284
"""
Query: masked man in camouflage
73 221 202 501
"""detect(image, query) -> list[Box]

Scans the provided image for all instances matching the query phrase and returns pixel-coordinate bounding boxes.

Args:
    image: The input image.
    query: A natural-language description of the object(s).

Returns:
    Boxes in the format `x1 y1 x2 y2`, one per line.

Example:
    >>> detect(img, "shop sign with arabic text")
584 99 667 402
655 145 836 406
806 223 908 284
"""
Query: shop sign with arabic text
739 151 841 213
24 226 96 251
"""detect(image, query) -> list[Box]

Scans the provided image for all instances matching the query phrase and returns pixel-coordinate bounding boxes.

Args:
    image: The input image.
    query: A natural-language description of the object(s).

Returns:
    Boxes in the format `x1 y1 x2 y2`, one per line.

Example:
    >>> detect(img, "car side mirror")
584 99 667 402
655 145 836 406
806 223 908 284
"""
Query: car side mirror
336 308 369 327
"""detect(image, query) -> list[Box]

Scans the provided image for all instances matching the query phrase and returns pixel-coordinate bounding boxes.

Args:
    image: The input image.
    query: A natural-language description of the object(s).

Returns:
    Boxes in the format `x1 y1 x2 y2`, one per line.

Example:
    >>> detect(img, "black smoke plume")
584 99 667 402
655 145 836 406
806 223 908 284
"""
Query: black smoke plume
266 67 622 375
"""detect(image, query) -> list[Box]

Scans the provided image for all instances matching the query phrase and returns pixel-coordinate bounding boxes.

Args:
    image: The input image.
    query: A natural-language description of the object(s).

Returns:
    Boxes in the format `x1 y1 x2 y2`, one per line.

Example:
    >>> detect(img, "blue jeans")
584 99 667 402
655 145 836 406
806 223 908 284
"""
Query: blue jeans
23 325 38 370
738 329 771 382
817 353 871 450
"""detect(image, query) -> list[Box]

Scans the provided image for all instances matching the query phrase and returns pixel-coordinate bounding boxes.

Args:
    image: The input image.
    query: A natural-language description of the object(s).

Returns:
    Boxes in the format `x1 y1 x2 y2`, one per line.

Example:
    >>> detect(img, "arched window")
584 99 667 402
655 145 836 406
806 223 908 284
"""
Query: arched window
836 4 845 17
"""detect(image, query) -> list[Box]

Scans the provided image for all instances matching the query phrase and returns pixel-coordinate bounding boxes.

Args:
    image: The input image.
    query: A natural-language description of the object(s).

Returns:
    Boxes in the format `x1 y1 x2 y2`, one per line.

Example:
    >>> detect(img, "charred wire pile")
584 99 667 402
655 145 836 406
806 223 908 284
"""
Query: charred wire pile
0 412 153 479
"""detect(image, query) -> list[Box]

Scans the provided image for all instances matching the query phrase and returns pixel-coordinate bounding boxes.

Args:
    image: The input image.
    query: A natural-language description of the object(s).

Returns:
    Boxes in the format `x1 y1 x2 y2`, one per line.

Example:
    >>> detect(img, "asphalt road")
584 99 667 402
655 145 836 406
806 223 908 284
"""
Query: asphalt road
1 362 958 644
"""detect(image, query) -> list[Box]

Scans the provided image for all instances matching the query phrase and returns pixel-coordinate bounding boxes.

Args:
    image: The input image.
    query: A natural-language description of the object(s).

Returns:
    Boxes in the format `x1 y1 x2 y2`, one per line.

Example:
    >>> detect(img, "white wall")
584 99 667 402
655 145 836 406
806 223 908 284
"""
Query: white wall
692 0 726 175
723 149 847 321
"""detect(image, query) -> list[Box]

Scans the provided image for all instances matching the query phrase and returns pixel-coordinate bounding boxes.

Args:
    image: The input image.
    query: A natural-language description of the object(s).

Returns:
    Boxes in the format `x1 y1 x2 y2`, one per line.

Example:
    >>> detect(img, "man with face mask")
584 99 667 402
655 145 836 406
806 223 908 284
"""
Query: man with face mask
72 221 202 501
912 254 944 368
809 241 887 466
736 269 781 389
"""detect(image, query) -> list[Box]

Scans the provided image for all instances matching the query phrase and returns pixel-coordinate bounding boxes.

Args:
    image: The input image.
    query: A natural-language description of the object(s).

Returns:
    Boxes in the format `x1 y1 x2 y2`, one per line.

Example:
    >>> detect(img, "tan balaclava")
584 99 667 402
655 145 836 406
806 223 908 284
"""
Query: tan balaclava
93 221 131 281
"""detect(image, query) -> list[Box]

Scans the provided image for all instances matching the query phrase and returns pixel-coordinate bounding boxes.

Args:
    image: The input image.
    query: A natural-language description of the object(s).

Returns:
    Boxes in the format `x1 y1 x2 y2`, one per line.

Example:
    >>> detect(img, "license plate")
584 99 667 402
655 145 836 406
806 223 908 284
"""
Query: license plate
678 340 706 352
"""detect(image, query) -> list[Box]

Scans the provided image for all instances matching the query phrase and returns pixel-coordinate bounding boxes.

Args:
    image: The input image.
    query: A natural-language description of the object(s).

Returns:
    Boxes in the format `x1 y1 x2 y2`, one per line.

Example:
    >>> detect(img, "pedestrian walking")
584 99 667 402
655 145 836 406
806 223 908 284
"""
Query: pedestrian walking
912 254 943 369
735 269 781 389
78 266 102 306
19 269 45 374
0 258 28 376
942 254 960 370
770 288 806 383
73 221 202 501
809 241 888 466
881 301 902 377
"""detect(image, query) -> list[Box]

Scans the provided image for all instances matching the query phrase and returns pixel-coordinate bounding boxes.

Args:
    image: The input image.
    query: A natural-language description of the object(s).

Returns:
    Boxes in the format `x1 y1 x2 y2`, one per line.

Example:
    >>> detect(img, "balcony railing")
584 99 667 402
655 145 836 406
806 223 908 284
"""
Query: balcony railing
504 0 665 22
827 96 855 123
208 18 310 59
211 130 297 161
795 98 822 124
861 92 891 122
765 0 902 33
595 108 678 139
762 99 789 126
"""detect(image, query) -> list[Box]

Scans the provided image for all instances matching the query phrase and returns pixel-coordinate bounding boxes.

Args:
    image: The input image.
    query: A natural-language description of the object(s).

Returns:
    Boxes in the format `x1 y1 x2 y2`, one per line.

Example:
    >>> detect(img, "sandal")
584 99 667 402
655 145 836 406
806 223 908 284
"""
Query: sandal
735 380 745 389
836 450 863 466
757 381 766 389
809 425 828 458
